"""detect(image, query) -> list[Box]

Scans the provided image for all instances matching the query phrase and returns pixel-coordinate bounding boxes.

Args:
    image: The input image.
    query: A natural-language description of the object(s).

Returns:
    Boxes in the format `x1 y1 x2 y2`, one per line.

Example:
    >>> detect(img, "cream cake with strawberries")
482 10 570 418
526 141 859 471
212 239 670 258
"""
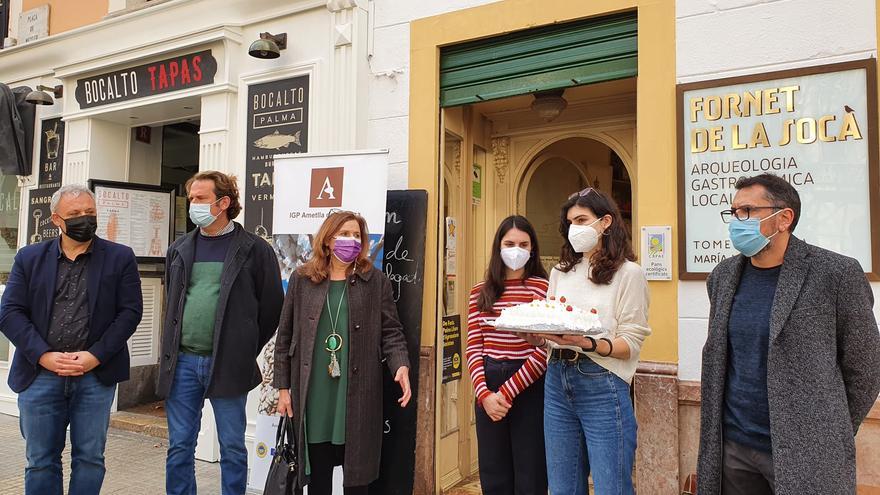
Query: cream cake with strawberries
493 296 604 335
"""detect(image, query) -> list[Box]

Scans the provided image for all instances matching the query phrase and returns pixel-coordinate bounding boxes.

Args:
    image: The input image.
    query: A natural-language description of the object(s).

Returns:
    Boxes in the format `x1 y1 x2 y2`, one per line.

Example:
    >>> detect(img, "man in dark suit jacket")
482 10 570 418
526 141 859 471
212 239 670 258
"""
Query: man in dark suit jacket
698 173 880 495
0 184 143 495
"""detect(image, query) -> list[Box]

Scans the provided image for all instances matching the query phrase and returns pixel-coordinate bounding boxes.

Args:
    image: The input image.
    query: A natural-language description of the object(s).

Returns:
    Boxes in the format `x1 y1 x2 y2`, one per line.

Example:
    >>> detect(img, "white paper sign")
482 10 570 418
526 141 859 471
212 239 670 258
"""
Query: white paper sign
272 150 389 236
247 414 280 491
94 184 172 258
641 226 672 281
680 62 876 275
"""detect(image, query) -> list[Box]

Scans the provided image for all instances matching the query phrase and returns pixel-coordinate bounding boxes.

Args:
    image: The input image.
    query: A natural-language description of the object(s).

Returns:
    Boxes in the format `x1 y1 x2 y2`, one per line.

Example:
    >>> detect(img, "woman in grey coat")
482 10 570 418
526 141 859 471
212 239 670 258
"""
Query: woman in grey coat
274 211 411 495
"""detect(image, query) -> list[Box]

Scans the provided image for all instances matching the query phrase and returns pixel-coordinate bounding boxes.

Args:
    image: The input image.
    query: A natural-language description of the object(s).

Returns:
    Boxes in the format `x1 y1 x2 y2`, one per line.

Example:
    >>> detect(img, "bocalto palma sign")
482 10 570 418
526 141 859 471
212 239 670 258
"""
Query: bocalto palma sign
75 50 217 109
677 59 880 279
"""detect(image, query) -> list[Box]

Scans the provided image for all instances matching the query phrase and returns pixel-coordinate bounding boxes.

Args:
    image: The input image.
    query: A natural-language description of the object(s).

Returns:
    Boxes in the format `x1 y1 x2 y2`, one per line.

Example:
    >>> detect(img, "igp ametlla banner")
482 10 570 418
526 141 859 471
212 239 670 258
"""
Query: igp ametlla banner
677 59 880 279
272 150 390 236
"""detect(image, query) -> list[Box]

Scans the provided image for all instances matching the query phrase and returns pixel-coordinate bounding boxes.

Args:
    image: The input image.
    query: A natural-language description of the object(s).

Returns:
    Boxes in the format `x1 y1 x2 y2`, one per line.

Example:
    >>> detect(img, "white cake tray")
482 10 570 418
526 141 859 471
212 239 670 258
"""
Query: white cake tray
493 324 606 336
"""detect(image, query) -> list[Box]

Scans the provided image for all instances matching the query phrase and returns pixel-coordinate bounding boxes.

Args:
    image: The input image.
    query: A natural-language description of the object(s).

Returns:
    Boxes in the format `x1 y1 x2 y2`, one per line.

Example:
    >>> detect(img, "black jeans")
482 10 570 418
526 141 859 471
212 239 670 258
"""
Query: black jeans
306 443 368 495
722 439 775 495
474 357 548 495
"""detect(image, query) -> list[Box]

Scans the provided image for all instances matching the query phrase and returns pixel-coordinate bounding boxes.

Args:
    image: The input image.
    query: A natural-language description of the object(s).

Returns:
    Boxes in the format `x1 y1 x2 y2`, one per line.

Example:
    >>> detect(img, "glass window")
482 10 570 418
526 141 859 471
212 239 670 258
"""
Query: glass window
0 175 20 361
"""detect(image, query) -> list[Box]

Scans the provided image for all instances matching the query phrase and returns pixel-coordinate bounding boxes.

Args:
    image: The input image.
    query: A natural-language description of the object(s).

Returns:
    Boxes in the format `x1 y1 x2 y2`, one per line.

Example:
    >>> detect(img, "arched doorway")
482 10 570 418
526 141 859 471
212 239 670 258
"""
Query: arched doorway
519 137 633 272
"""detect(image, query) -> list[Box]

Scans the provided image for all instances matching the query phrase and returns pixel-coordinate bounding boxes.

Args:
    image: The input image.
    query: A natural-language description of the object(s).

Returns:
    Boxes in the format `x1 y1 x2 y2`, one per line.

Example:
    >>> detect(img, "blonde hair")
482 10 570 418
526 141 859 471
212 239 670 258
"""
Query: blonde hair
298 211 372 283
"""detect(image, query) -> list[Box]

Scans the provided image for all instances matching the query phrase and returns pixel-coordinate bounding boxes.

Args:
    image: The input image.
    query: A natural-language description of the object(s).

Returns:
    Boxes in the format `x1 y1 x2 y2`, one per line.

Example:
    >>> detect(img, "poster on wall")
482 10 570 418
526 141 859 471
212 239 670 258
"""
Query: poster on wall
27 118 66 246
640 226 672 281
677 59 880 279
441 315 462 383
244 75 310 238
90 180 175 261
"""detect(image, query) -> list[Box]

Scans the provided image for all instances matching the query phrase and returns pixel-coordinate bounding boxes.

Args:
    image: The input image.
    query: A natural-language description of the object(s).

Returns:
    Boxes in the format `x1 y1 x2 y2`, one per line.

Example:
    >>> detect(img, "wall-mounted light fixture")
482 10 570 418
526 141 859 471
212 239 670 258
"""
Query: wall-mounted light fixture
248 32 288 59
26 84 63 105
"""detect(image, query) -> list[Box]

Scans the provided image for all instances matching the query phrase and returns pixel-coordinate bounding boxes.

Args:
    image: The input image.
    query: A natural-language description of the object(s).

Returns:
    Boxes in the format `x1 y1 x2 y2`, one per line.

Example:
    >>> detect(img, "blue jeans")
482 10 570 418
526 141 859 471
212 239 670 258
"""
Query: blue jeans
165 353 248 495
18 370 116 495
544 358 637 495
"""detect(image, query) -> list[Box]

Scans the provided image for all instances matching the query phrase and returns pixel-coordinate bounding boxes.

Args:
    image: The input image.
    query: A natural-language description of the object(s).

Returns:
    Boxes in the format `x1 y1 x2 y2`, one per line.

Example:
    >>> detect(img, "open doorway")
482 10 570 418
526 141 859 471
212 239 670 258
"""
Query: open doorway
438 77 637 492
521 137 633 273
116 119 200 420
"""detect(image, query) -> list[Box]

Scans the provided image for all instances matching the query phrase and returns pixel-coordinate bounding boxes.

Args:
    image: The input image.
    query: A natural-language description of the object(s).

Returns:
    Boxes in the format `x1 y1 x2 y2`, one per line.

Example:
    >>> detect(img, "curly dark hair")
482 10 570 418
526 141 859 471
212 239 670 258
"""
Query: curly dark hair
558 188 634 285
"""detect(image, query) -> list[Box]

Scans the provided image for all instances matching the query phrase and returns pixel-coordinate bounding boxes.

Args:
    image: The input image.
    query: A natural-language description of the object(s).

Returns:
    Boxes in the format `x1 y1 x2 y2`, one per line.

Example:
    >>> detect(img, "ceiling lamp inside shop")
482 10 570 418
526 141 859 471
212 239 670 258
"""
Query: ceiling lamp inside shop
248 32 288 59
531 89 568 122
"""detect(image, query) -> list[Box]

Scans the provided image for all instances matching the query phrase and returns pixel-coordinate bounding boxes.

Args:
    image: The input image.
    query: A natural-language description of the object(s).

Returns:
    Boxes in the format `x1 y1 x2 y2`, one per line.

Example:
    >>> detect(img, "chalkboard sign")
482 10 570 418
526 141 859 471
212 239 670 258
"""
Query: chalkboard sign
370 190 427 495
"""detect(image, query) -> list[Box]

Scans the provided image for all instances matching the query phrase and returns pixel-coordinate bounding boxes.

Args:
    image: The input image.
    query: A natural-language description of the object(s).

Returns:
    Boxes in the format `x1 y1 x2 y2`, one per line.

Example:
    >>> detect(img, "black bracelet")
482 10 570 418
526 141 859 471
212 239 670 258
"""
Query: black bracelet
597 337 614 357
583 336 597 352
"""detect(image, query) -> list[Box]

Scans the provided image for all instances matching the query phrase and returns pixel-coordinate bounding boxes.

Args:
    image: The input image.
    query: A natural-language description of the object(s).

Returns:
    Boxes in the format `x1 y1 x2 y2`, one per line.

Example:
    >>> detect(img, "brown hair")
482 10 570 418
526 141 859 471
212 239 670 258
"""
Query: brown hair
558 188 635 285
477 215 548 313
298 211 372 283
185 171 242 220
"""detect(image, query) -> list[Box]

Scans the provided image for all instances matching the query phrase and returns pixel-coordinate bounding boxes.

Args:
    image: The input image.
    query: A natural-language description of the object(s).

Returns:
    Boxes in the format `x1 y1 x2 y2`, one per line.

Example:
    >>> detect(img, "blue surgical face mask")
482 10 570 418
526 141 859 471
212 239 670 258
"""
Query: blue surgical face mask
189 198 222 228
728 209 783 257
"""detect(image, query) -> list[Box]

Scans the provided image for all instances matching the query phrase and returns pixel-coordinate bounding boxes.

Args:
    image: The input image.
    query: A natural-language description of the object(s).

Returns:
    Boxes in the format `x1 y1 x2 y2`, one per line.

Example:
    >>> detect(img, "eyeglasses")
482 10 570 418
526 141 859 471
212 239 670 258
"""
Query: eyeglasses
720 206 783 223
568 187 595 201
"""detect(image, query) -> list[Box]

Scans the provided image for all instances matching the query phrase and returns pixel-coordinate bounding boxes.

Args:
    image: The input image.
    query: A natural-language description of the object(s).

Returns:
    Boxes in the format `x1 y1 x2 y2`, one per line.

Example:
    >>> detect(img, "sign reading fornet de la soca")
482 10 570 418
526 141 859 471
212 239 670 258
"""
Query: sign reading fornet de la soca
272 150 390 236
678 60 879 277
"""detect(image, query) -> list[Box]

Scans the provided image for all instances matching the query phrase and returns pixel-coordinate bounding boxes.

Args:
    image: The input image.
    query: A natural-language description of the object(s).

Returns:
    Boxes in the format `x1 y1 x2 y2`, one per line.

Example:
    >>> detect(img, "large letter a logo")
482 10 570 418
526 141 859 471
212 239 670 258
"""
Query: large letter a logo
309 167 344 207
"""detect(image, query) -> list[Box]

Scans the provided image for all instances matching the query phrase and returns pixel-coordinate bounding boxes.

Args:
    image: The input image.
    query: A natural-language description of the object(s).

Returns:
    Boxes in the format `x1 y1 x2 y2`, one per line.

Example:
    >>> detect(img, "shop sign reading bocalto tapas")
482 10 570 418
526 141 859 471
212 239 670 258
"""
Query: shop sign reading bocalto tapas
74 50 217 109
677 59 880 279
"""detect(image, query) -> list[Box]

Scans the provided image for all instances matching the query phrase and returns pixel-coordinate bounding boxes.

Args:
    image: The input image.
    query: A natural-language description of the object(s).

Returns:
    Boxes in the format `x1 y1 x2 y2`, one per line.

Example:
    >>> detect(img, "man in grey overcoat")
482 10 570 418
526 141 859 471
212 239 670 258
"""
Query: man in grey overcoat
698 173 880 495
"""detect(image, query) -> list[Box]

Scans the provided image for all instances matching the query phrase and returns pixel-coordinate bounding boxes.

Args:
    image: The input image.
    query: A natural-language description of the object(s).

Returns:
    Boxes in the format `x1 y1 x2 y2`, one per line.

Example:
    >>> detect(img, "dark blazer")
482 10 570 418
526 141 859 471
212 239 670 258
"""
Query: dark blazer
157 222 283 398
697 236 880 495
0 237 143 392
273 266 410 489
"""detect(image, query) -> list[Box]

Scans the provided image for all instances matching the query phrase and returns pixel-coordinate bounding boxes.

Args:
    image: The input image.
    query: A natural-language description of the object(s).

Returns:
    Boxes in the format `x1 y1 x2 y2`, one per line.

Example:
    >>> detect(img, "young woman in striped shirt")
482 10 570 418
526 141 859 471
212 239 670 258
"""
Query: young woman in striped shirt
465 215 549 495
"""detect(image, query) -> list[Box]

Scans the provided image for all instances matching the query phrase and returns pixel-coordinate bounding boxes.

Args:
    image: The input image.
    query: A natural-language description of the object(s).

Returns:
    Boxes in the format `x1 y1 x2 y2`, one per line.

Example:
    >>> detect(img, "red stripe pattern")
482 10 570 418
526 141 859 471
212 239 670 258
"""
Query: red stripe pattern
466 277 549 404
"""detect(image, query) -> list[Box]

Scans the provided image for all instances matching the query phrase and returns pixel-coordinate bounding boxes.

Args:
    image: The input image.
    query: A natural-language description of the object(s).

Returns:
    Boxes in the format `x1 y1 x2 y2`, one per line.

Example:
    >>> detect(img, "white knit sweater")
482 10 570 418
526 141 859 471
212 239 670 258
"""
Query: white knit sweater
548 259 651 384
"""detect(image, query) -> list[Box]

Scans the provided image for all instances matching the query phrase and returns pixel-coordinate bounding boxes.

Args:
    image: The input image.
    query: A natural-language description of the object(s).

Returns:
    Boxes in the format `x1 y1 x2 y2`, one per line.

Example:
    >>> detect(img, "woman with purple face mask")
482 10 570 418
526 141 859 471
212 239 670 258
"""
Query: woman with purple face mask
273 211 411 495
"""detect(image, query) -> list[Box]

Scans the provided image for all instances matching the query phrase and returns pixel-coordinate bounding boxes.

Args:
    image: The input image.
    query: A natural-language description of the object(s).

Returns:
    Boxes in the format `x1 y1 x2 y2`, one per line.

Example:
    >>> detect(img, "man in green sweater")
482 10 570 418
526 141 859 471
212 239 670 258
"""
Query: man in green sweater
157 171 283 495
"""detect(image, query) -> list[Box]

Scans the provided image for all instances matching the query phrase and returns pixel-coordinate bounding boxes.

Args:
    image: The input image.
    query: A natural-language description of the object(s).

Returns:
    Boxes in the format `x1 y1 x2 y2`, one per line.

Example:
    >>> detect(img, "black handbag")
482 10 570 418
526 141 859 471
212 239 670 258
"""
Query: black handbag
263 416 299 495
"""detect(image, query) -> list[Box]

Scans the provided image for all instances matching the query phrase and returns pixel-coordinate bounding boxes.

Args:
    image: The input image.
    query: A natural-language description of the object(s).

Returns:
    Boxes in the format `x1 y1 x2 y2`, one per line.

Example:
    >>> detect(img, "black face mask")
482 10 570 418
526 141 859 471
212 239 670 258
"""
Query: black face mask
62 215 98 243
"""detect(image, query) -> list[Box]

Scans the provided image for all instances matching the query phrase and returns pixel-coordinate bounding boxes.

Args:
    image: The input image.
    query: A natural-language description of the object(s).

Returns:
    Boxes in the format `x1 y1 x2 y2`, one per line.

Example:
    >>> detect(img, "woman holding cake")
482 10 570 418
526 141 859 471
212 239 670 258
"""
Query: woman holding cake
465 215 550 495
540 187 650 495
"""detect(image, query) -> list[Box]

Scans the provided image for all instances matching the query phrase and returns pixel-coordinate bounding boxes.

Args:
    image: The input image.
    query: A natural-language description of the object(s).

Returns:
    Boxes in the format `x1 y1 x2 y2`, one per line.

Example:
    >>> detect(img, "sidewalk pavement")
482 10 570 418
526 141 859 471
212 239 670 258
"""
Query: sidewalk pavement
0 412 222 494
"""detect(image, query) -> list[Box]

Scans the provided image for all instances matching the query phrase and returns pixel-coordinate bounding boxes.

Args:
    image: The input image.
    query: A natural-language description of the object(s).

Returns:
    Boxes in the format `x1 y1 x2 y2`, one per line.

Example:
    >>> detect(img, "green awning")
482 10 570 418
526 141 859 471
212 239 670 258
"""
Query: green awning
440 11 637 107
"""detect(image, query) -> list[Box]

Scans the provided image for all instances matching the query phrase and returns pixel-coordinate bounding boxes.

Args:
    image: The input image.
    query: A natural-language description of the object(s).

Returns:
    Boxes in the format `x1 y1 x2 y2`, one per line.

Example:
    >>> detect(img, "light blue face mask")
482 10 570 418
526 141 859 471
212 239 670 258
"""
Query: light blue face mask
728 209 783 257
189 198 222 228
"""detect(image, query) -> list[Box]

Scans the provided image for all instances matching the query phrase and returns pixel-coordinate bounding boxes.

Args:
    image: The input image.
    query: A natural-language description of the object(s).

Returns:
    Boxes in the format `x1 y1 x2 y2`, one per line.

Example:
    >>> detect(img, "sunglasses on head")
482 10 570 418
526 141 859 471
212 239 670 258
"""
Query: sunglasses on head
568 187 595 201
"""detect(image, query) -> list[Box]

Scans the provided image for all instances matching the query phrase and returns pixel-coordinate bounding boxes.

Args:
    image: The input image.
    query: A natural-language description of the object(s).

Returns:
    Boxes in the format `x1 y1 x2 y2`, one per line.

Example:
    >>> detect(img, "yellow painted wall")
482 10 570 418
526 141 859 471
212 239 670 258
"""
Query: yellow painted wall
410 0 678 363
22 0 108 36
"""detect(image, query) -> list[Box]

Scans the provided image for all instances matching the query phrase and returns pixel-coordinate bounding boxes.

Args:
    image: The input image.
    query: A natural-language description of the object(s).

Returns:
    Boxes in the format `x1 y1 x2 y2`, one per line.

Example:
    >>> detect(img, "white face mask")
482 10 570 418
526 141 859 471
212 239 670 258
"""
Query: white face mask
500 246 531 271
567 218 602 253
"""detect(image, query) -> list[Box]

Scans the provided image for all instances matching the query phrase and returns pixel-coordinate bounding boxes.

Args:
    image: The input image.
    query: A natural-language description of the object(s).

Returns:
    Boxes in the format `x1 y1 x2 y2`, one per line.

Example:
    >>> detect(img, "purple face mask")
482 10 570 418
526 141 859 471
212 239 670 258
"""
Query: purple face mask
332 236 362 264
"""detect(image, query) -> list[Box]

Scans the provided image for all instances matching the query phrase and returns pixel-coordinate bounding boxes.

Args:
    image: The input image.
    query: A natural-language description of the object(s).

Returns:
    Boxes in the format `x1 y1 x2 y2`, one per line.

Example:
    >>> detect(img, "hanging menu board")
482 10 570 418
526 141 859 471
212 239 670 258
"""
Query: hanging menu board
90 180 175 261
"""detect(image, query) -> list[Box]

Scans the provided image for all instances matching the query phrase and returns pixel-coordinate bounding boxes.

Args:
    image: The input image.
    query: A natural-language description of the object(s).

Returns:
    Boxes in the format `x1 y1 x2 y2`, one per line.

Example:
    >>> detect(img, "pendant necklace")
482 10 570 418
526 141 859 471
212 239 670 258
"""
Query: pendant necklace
325 285 346 378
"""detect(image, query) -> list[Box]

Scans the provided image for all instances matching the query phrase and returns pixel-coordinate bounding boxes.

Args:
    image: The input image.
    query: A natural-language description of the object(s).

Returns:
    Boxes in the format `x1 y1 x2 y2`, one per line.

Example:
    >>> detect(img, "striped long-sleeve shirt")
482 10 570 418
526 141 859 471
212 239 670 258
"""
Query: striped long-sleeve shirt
466 277 549 404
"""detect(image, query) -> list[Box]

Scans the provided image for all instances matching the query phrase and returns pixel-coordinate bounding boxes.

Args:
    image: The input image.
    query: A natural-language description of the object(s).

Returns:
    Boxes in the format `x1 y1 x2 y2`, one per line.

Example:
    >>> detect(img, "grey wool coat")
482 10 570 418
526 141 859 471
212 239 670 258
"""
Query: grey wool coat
697 236 880 494
273 266 410 489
